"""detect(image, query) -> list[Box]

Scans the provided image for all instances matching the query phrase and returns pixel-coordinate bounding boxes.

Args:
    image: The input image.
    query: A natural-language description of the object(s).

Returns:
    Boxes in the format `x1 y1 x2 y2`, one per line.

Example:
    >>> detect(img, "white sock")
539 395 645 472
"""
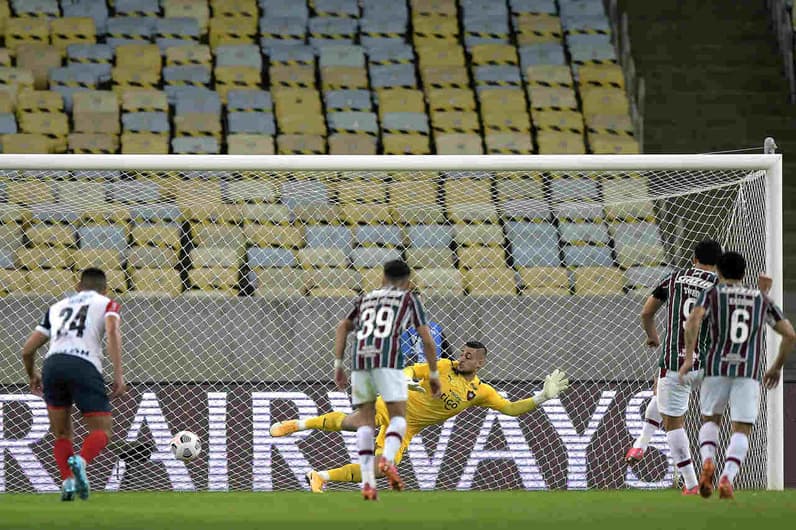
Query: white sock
318 470 330 481
381 416 407 464
633 397 662 450
699 422 719 464
297 420 306 430
721 432 749 485
356 426 375 489
666 428 698 489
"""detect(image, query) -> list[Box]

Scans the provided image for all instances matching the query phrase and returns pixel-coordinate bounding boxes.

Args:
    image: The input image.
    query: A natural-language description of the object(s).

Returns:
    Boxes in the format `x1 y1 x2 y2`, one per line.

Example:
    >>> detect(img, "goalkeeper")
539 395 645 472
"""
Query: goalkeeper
270 341 569 492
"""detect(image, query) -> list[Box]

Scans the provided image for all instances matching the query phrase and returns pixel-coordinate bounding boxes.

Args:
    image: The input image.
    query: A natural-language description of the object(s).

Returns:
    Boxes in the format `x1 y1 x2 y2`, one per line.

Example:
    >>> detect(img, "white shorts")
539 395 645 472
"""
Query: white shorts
657 369 702 417
699 376 760 424
350 368 407 406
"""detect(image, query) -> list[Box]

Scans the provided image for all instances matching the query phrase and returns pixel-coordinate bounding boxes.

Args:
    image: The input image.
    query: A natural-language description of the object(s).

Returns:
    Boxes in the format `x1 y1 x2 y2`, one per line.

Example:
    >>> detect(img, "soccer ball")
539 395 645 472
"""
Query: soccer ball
170 430 201 462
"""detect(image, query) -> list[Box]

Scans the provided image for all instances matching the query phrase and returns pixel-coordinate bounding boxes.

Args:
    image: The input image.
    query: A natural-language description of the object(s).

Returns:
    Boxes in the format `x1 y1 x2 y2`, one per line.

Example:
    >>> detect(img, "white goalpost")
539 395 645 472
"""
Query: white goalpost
0 153 782 492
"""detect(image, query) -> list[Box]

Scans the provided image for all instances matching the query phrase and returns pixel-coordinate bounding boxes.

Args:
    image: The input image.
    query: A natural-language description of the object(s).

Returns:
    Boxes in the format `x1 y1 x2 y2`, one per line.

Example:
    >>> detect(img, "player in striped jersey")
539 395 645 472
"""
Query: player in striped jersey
626 239 722 494
332 260 441 500
679 251 795 499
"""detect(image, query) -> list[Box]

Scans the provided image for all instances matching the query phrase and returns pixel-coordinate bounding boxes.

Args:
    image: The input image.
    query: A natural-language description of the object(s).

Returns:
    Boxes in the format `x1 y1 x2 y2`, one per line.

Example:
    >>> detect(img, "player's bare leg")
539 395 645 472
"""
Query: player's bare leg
698 414 721 498
48 407 76 501
661 414 698 495
69 413 112 500
626 381 661 464
377 400 406 491
718 422 751 500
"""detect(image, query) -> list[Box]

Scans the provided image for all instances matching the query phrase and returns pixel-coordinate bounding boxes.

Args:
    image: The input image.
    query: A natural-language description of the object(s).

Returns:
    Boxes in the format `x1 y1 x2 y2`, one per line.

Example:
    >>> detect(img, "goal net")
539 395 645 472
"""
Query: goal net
0 154 781 493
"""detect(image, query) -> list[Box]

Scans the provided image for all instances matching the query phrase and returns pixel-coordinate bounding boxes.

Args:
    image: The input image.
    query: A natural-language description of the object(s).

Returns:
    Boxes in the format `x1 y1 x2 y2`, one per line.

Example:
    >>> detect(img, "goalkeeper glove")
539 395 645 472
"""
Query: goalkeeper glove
405 374 426 393
532 369 569 407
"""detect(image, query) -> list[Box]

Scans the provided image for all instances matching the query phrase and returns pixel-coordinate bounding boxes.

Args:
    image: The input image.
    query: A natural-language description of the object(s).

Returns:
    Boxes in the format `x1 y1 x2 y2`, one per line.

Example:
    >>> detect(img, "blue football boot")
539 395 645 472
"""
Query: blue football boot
67 455 90 500
61 477 76 501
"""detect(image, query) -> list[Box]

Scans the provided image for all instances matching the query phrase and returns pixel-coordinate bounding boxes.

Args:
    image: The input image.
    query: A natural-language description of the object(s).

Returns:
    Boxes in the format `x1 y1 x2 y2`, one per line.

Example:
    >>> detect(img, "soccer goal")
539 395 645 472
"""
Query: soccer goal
0 153 782 493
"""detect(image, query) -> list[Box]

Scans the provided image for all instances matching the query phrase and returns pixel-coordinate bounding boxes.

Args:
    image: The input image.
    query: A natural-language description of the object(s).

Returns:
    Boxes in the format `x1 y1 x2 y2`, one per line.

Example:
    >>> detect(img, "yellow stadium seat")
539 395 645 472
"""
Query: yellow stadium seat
131 268 183 295
431 110 479 133
73 89 118 114
304 268 361 297
292 204 340 225
320 66 368 90
359 268 384 292
8 180 54 205
519 267 570 295
188 266 239 291
176 181 222 209
333 178 386 204
73 90 120 134
175 113 222 140
0 48 11 67
479 89 527 115
0 223 22 248
278 111 327 135
112 67 160 91
115 44 160 71
121 90 168 114
190 247 241 268
276 134 326 154
16 247 72 269
601 177 654 221
5 18 49 55
17 112 68 151
482 110 532 134
426 88 476 111
166 44 212 67
0 67 34 93
104 269 127 295
420 65 469 87
411 0 457 16
435 133 483 154
164 0 210 34
1 133 52 153
132 223 181 249
464 267 516 296
0 1 9 38
454 225 504 247
376 88 424 116
458 247 505 269
127 247 179 269
0 89 13 113
328 134 378 155
525 65 574 87
579 64 625 89
121 132 169 154
406 247 455 269
56 181 106 209
415 42 465 68
382 133 430 154
273 88 323 115
449 202 499 224
209 16 257 48
227 134 275 155
25 225 75 247
297 248 348 268
445 178 491 206
16 45 61 90
244 224 303 248
210 0 257 17
16 89 63 113
534 110 584 134
0 204 31 224
588 134 640 154
484 131 534 155
514 14 562 45
585 113 634 137
536 130 586 154
581 87 630 117
50 17 96 53
340 204 391 225
388 181 438 206
72 248 122 271
73 113 120 135
527 86 577 110
27 269 75 296
413 267 463 295
252 267 304 298
574 267 626 295
192 224 245 249
470 44 518 65
0 269 30 295
269 64 314 88
413 14 459 38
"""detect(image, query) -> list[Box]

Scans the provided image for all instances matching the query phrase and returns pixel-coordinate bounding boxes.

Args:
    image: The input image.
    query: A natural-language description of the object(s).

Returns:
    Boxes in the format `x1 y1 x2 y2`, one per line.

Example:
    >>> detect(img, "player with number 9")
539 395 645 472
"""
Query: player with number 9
679 251 795 499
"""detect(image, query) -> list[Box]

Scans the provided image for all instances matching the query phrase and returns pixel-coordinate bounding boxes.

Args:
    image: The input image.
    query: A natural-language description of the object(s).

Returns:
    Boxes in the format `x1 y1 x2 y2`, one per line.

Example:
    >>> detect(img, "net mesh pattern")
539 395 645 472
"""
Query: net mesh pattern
0 165 768 492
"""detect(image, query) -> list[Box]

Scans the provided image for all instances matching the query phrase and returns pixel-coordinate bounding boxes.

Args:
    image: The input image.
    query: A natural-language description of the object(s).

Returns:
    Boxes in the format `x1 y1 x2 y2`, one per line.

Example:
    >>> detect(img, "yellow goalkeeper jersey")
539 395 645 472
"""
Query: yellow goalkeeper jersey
401 359 533 429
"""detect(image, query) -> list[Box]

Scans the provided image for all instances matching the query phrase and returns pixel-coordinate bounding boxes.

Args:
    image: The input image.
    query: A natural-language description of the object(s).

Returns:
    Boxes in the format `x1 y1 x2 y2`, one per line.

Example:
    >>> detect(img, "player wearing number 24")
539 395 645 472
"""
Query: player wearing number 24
679 252 795 499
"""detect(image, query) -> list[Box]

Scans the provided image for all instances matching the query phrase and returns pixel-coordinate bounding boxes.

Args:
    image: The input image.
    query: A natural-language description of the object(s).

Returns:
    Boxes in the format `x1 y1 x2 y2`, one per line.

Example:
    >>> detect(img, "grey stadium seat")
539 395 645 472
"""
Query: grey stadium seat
352 248 401 268
309 17 358 47
366 42 414 65
259 18 308 50
562 15 611 34
474 65 522 86
550 177 600 203
500 199 552 221
327 111 378 135
227 90 272 112
369 64 416 88
263 43 315 65
518 43 567 68
563 245 613 267
30 204 80 224
260 0 308 21
106 17 156 48
67 44 113 84
567 35 616 63
163 65 211 87
558 222 610 244
115 0 159 16
512 244 561 267
128 203 182 222
560 0 606 18
407 225 453 248
227 112 276 135
173 88 221 115
355 225 403 247
381 112 429 134
305 225 352 249
509 0 557 14
215 45 262 69
324 89 371 111
462 0 509 18
63 0 109 34
281 180 329 207
319 45 365 68
108 181 161 204
78 225 127 251
313 0 359 17
15 0 58 17
0 114 17 135
171 136 220 154
247 247 296 268
361 0 407 21
155 17 200 51
505 222 559 247
122 112 170 134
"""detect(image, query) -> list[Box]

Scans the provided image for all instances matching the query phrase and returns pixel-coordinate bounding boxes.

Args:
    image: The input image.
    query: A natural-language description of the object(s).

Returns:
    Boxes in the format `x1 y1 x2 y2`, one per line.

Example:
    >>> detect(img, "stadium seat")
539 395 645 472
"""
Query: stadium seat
458 246 506 269
8 180 55 206
589 134 640 154
519 266 570 295
227 90 272 112
297 248 349 268
369 63 417 89
247 247 297 268
559 221 610 245
5 18 50 55
305 225 353 249
574 266 625 295
0 224 23 250
269 64 315 88
2 133 53 153
431 111 480 134
485 132 534 154
244 224 304 249
121 90 168 114
406 224 453 248
355 225 403 248
106 16 155 47
435 133 484 154
405 247 455 270
325 89 372 112
163 65 212 87
251 267 305 299
77 225 127 251
155 17 200 51
13 0 59 18
55 181 107 210
16 45 63 90
175 113 223 139
192 224 245 249
611 222 666 268
25 225 76 248
305 268 361 298
68 133 117 153
454 225 505 247
444 177 491 207
351 247 401 268
625 265 673 291
537 131 585 154
550 177 600 203
601 177 654 221
327 112 378 136
172 136 220 154
188 267 239 293
131 223 181 249
73 91 120 135
127 246 179 269
527 86 577 110
66 43 112 85
496 177 544 203
190 247 241 269
228 134 275 154
27 269 76 297
505 221 558 246
420 65 469 88
464 268 517 296
50 17 96 54
276 134 326 154
121 132 170 154
16 247 72 270
209 16 257 48
128 203 182 223
563 245 613 267
328 134 378 155
122 112 170 134
131 268 183 295
376 89 424 117
524 64 573 87
0 269 29 295
413 267 463 296
224 181 278 204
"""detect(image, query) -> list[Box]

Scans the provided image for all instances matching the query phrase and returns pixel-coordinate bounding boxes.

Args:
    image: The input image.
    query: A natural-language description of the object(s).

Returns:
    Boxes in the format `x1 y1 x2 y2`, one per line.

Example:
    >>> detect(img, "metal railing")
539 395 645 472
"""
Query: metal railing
766 0 796 102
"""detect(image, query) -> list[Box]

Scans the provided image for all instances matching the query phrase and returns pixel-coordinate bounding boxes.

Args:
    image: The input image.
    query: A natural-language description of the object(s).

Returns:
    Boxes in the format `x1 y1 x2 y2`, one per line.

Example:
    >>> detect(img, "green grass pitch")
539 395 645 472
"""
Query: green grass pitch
3 490 796 530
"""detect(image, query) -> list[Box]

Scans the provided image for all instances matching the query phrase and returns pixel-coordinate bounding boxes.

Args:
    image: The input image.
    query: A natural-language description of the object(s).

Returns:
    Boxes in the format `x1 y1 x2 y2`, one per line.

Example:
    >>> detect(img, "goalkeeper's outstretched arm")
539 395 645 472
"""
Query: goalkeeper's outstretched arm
482 369 570 417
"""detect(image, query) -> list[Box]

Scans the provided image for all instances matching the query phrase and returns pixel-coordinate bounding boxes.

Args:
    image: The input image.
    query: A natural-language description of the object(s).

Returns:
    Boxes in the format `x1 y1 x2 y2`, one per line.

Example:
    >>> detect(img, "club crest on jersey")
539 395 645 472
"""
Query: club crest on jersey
467 390 476 401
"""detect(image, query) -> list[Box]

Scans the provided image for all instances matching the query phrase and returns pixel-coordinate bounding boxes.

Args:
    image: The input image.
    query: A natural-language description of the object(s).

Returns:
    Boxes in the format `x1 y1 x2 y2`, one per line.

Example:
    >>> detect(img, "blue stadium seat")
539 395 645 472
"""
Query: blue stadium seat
67 44 113 84
227 112 276 135
510 0 557 14
281 180 329 207
351 247 401 268
500 199 552 221
260 0 309 21
63 0 109 35
406 225 453 248
247 247 296 268
320 45 366 68
0 114 17 135
108 181 161 204
171 137 220 154
155 17 200 51
563 245 613 267
215 45 263 69
355 225 403 247
122 112 170 134
369 64 416 88
313 0 359 17
518 43 566 68
305 225 353 249
550 177 600 203
163 65 212 87
78 225 127 251
327 111 378 135
512 244 561 267
324 89 371 111
30 204 80 224
505 222 559 247
128 203 182 222
227 90 273 112
173 88 221 116
558 222 610 245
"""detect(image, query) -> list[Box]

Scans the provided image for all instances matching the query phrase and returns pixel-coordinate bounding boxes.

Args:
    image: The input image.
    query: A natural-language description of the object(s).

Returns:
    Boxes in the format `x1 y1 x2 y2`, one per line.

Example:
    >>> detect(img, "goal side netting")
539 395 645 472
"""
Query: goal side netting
0 155 779 492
